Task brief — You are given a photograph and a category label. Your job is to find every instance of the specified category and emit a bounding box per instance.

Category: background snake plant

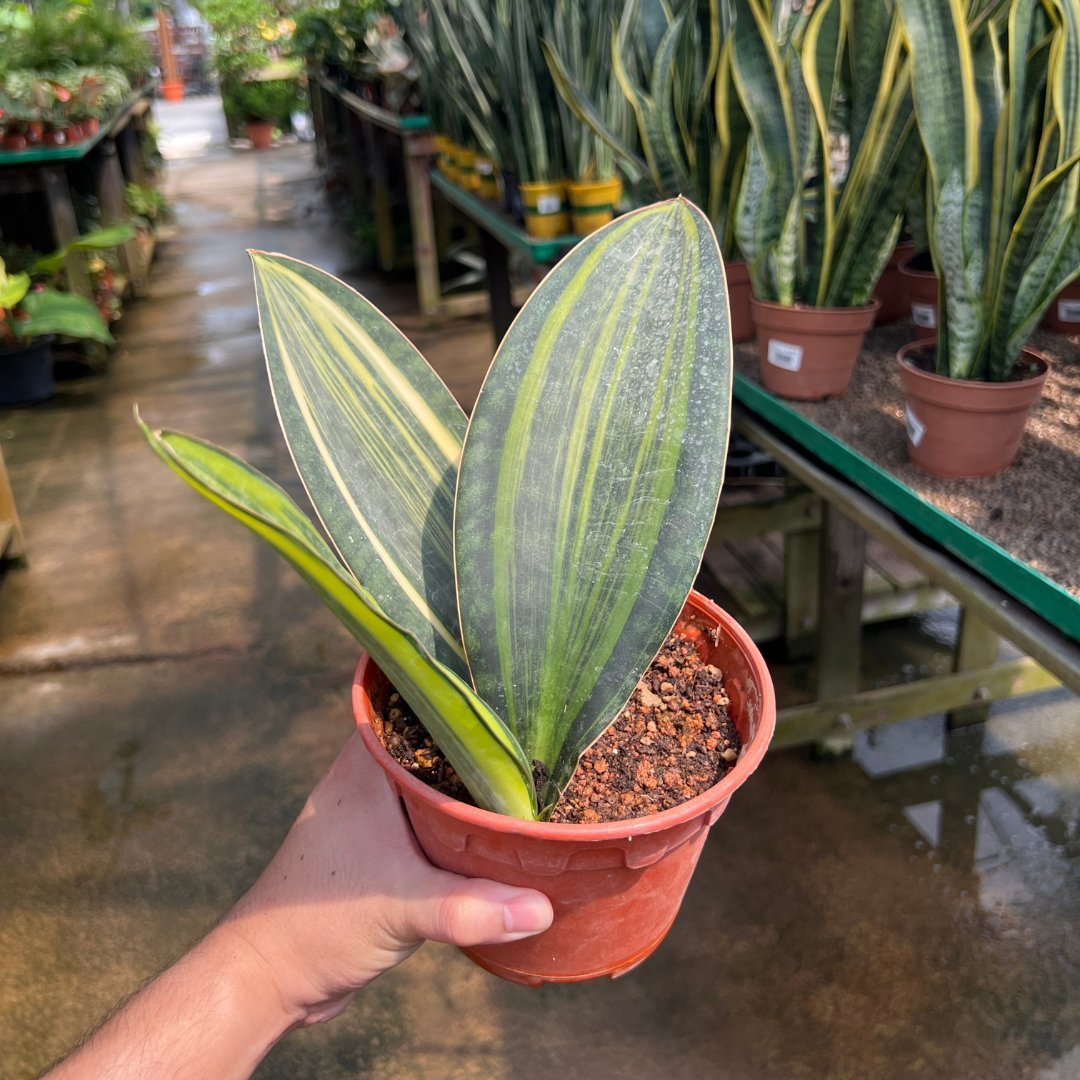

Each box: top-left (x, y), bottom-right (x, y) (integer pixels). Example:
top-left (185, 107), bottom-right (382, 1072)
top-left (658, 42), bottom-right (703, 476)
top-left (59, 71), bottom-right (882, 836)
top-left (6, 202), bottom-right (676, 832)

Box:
top-left (730, 0), bottom-right (922, 308)
top-left (140, 199), bottom-right (733, 820)
top-left (898, 0), bottom-right (1080, 380)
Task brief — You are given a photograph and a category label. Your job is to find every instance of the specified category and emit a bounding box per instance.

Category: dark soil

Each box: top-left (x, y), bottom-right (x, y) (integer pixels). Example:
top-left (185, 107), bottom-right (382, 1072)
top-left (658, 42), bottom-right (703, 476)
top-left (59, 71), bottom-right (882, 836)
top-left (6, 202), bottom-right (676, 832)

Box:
top-left (373, 629), bottom-right (742, 824)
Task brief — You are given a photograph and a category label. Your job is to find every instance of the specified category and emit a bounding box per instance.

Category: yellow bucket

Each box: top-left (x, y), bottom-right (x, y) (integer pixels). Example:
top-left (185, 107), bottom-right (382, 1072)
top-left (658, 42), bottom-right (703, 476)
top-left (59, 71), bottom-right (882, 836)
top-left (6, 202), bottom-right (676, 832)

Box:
top-left (568, 176), bottom-right (622, 235)
top-left (434, 134), bottom-right (453, 179)
top-left (456, 147), bottom-right (479, 191)
top-left (476, 156), bottom-right (500, 200)
top-left (520, 179), bottom-right (570, 239)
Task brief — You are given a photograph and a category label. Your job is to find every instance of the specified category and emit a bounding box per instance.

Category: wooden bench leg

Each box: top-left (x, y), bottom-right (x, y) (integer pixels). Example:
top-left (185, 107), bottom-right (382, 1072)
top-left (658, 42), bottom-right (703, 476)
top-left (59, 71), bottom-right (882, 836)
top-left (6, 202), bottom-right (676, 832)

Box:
top-left (41, 166), bottom-right (92, 300)
top-left (403, 134), bottom-right (440, 320)
top-left (947, 610), bottom-right (1001, 728)
top-left (814, 504), bottom-right (866, 753)
top-left (784, 498), bottom-right (821, 660)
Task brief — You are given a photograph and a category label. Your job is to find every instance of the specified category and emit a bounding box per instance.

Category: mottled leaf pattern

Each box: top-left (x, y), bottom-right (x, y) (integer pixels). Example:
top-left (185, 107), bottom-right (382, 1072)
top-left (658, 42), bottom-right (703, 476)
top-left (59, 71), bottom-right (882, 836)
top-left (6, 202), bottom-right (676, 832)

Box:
top-left (454, 200), bottom-right (731, 807)
top-left (251, 253), bottom-right (469, 677)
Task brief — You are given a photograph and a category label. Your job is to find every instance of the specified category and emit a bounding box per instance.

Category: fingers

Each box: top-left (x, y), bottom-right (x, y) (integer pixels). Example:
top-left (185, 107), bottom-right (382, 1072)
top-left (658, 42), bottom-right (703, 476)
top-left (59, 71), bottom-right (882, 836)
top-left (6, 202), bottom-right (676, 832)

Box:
top-left (405, 876), bottom-right (554, 947)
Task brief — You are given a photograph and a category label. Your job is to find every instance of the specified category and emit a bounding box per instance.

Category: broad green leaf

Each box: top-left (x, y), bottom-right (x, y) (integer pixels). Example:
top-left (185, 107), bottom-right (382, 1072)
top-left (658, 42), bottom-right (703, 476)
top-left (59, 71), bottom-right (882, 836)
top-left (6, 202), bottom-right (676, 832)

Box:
top-left (137, 414), bottom-right (536, 820)
top-left (15, 288), bottom-right (113, 344)
top-left (31, 224), bottom-right (138, 277)
top-left (454, 200), bottom-right (731, 809)
top-left (250, 253), bottom-right (469, 679)
top-left (0, 264), bottom-right (31, 310)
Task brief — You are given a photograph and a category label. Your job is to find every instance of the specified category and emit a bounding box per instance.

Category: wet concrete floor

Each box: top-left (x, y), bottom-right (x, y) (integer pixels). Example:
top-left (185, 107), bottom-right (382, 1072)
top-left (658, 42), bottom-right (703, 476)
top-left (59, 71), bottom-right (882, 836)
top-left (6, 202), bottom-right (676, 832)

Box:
top-left (2, 97), bottom-right (1079, 1079)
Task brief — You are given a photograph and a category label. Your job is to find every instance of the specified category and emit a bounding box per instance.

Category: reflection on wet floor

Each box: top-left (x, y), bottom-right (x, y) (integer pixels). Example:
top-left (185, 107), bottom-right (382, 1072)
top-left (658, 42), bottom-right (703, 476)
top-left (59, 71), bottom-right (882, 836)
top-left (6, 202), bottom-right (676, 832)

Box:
top-left (855, 696), bottom-right (1080, 913)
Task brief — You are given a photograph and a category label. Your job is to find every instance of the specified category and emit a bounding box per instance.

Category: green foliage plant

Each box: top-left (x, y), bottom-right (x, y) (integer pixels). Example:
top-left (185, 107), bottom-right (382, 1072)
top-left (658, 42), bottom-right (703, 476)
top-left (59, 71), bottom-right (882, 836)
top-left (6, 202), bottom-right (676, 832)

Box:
top-left (139, 199), bottom-right (734, 820)
top-left (0, 255), bottom-right (113, 350)
top-left (546, 0), bottom-right (748, 256)
top-left (729, 0), bottom-right (922, 308)
top-left (897, 0), bottom-right (1080, 380)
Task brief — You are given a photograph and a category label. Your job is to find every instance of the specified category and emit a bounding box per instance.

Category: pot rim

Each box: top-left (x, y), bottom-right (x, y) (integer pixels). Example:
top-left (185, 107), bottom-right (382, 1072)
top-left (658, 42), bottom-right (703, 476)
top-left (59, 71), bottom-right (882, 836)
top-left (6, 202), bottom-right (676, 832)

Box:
top-left (897, 253), bottom-right (936, 278)
top-left (353, 591), bottom-right (775, 841)
top-left (749, 296), bottom-right (881, 318)
top-left (897, 339), bottom-right (1049, 388)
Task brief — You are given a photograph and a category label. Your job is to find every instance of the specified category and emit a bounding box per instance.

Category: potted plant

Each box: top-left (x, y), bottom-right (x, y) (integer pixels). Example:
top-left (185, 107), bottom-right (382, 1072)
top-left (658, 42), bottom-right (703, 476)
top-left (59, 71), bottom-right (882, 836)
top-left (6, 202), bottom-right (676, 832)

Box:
top-left (422, 0), bottom-right (570, 235)
top-left (1, 255), bottom-right (115, 406)
top-left (729, 0), bottom-right (923, 399)
top-left (547, 0), bottom-right (757, 340)
top-left (895, 0), bottom-right (1080, 477)
top-left (138, 199), bottom-right (775, 985)
top-left (541, 0), bottom-right (631, 234)
top-left (224, 77), bottom-right (301, 150)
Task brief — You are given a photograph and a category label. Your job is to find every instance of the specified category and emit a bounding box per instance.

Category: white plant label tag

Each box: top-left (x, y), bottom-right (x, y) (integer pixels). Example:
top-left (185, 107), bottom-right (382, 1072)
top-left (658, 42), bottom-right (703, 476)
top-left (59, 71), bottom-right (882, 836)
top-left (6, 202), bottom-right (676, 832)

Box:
top-left (536, 194), bottom-right (562, 214)
top-left (906, 405), bottom-right (926, 447)
top-left (911, 302), bottom-right (937, 328)
top-left (767, 339), bottom-right (803, 372)
top-left (1057, 299), bottom-right (1080, 323)
top-left (477, 161), bottom-right (494, 176)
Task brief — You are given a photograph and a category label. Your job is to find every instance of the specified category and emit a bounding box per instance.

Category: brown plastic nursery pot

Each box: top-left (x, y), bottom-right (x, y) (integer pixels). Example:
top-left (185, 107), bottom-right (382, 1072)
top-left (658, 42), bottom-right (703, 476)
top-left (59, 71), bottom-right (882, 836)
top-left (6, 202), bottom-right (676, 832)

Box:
top-left (725, 259), bottom-right (754, 343)
top-left (898, 254), bottom-right (938, 340)
top-left (247, 120), bottom-right (274, 151)
top-left (897, 340), bottom-right (1048, 478)
top-left (873, 240), bottom-right (915, 324)
top-left (353, 590), bottom-right (775, 988)
top-left (1041, 278), bottom-right (1080, 335)
top-left (750, 297), bottom-right (879, 400)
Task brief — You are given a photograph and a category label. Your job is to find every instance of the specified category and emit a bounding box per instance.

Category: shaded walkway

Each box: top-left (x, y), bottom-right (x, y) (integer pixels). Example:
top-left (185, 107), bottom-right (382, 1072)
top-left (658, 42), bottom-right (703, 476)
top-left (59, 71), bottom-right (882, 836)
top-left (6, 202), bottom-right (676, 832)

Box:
top-left (1, 98), bottom-right (1079, 1079)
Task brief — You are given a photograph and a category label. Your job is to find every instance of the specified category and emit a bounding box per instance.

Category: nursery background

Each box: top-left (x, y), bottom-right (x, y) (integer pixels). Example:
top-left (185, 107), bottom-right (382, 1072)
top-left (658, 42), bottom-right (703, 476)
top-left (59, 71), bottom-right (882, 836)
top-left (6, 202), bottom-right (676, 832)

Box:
top-left (1, 0), bottom-right (1079, 1077)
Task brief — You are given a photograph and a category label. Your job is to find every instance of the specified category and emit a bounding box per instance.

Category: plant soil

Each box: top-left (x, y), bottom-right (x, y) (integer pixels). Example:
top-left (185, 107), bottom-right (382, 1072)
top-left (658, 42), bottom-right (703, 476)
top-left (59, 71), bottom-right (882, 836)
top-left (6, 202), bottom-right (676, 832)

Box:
top-left (733, 325), bottom-right (1080, 596)
top-left (373, 629), bottom-right (742, 824)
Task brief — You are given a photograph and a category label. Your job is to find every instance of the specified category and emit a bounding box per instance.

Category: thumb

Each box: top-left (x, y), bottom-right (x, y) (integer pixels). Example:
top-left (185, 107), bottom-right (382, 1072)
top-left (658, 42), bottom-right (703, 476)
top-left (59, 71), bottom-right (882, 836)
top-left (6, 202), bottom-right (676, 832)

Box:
top-left (403, 873), bottom-right (554, 947)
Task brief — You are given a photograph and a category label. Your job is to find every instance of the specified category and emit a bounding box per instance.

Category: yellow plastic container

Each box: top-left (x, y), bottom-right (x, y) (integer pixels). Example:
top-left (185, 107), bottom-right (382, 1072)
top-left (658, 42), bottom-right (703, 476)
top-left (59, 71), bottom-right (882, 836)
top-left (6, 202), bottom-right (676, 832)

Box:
top-left (520, 179), bottom-right (570, 239)
top-left (568, 176), bottom-right (622, 235)
top-left (476, 156), bottom-right (500, 200)
top-left (434, 134), bottom-right (453, 179)
top-left (456, 147), bottom-right (479, 191)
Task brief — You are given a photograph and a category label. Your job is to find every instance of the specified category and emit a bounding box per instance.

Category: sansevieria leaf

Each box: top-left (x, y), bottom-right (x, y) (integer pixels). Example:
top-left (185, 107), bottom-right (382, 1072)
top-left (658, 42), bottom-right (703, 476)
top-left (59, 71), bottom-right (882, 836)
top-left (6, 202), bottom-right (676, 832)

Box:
top-left (251, 253), bottom-right (470, 678)
top-left (136, 414), bottom-right (536, 820)
top-left (454, 200), bottom-right (731, 809)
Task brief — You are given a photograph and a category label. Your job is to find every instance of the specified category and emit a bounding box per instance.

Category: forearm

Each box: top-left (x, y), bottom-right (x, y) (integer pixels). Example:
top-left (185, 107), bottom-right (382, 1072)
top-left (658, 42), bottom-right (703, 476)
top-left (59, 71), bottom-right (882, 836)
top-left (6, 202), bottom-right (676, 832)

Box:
top-left (44, 928), bottom-right (301, 1080)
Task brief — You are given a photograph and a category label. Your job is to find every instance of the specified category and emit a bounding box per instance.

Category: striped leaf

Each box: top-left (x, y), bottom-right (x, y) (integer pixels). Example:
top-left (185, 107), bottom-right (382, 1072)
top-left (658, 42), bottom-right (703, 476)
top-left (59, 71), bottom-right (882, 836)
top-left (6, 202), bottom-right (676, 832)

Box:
top-left (137, 414), bottom-right (536, 820)
top-left (251, 253), bottom-right (469, 679)
top-left (454, 200), bottom-right (731, 809)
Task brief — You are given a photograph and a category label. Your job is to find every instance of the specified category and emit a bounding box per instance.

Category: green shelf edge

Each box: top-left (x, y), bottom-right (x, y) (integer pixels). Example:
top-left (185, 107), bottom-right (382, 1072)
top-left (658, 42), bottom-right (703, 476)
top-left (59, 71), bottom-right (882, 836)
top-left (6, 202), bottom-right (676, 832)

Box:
top-left (732, 373), bottom-right (1080, 644)
top-left (430, 170), bottom-right (580, 263)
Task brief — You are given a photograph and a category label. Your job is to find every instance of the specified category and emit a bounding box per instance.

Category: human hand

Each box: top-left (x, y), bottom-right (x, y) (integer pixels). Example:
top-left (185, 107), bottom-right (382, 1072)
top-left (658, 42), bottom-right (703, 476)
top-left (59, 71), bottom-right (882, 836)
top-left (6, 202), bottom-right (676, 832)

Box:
top-left (205, 732), bottom-right (553, 1028)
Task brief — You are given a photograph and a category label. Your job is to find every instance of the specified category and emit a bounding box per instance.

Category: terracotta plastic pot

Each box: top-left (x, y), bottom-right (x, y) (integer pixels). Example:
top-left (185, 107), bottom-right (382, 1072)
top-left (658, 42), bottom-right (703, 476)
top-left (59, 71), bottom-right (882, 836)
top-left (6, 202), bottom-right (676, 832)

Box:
top-left (247, 120), bottom-right (274, 151)
top-left (873, 240), bottom-right (915, 324)
top-left (898, 254), bottom-right (938, 340)
top-left (567, 176), bottom-right (621, 235)
top-left (725, 259), bottom-right (754, 343)
top-left (1041, 278), bottom-right (1080, 335)
top-left (897, 341), bottom-right (1048, 478)
top-left (160, 79), bottom-right (185, 103)
top-left (3, 131), bottom-right (29, 152)
top-left (26, 121), bottom-right (44, 145)
top-left (750, 297), bottom-right (879, 400)
top-left (520, 179), bottom-right (570, 239)
top-left (0, 336), bottom-right (55, 407)
top-left (353, 590), bottom-right (775, 987)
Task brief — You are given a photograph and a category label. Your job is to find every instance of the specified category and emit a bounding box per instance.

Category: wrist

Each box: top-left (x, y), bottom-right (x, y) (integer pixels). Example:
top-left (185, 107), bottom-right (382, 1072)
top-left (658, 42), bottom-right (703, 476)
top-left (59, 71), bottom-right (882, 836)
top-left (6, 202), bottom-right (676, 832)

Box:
top-left (192, 924), bottom-right (308, 1050)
